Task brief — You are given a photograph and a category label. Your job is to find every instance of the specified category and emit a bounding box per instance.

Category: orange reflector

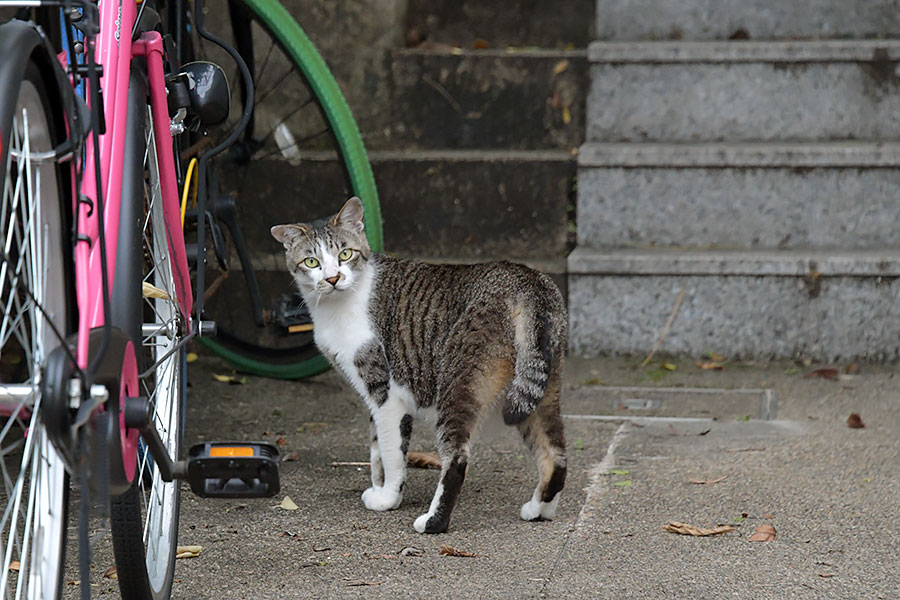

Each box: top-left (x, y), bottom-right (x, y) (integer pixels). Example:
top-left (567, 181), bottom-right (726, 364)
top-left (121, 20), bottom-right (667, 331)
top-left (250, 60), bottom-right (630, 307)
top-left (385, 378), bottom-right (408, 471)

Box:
top-left (209, 446), bottom-right (255, 457)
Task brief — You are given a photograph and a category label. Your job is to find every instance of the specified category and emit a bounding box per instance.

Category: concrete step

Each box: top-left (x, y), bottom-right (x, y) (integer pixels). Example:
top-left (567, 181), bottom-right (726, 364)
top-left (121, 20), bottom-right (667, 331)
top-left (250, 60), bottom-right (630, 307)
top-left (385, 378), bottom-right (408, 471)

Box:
top-left (586, 40), bottom-right (900, 143)
top-left (378, 49), bottom-right (586, 151)
top-left (576, 142), bottom-right (900, 250)
top-left (373, 149), bottom-right (574, 260)
top-left (405, 0), bottom-right (594, 49)
top-left (595, 0), bottom-right (900, 41)
top-left (567, 247), bottom-right (900, 361)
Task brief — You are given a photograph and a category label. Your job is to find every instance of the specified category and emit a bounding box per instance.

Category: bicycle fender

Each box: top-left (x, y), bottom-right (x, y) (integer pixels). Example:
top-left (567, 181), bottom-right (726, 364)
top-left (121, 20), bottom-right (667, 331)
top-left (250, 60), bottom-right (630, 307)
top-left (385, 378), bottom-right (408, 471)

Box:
top-left (0, 20), bottom-right (83, 164)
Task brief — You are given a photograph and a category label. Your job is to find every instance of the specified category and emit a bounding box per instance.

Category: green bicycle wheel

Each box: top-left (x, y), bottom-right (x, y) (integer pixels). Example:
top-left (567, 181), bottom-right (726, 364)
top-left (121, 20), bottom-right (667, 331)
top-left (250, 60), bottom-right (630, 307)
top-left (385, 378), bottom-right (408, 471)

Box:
top-left (192, 0), bottom-right (382, 379)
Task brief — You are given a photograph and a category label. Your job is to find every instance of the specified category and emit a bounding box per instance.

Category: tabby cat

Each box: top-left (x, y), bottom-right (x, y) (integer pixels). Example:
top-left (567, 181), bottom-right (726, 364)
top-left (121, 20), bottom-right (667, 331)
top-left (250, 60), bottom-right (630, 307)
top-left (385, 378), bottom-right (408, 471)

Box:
top-left (271, 197), bottom-right (567, 533)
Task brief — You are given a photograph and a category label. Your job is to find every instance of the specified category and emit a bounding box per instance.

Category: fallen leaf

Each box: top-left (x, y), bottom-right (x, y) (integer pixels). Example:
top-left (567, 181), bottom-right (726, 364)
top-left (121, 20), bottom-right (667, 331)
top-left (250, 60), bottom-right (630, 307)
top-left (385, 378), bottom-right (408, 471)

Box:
top-left (552, 59), bottom-right (569, 75)
top-left (186, 352), bottom-right (198, 363)
top-left (845, 362), bottom-right (860, 375)
top-left (8, 561), bottom-right (19, 572)
top-left (212, 373), bottom-right (247, 385)
top-left (608, 469), bottom-right (629, 476)
top-left (803, 368), bottom-right (839, 380)
top-left (703, 351), bottom-right (727, 362)
top-left (175, 545), bottom-right (202, 558)
top-left (748, 524), bottom-right (776, 542)
top-left (102, 566), bottom-right (117, 579)
top-left (664, 522), bottom-right (734, 537)
top-left (276, 496), bottom-right (299, 511)
top-left (613, 480), bottom-right (632, 487)
top-left (407, 451), bottom-right (441, 469)
top-left (282, 451), bottom-right (300, 462)
top-left (846, 413), bottom-right (866, 429)
top-left (399, 546), bottom-right (425, 557)
top-left (345, 580), bottom-right (382, 587)
top-left (818, 573), bottom-right (834, 578)
top-left (276, 437), bottom-right (288, 446)
top-left (439, 545), bottom-right (477, 557)
top-left (696, 361), bottom-right (725, 370)
top-left (688, 476), bottom-right (727, 485)
top-left (662, 362), bottom-right (676, 371)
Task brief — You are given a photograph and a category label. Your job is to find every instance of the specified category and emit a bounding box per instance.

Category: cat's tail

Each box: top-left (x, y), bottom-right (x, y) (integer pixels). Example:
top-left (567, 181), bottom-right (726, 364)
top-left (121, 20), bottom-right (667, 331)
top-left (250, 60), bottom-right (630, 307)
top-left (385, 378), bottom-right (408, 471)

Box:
top-left (503, 294), bottom-right (563, 426)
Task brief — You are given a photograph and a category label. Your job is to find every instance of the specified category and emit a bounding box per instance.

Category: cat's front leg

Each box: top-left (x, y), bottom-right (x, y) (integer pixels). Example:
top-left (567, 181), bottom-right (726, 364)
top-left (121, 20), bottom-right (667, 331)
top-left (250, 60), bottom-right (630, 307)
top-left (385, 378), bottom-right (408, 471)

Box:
top-left (368, 416), bottom-right (384, 487)
top-left (361, 400), bottom-right (412, 511)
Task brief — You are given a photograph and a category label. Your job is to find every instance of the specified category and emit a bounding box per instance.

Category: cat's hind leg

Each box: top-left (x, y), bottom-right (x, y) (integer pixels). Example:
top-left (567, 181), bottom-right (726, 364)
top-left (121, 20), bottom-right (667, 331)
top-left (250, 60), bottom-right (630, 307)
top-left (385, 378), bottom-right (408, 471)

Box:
top-left (414, 357), bottom-right (513, 534)
top-left (517, 365), bottom-right (566, 521)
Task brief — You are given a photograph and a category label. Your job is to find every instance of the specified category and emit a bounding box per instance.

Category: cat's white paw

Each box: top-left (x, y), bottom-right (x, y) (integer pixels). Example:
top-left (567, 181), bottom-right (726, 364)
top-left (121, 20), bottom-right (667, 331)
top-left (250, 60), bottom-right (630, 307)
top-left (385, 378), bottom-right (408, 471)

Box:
top-left (520, 495), bottom-right (560, 521)
top-left (413, 512), bottom-right (432, 533)
top-left (361, 487), bottom-right (402, 511)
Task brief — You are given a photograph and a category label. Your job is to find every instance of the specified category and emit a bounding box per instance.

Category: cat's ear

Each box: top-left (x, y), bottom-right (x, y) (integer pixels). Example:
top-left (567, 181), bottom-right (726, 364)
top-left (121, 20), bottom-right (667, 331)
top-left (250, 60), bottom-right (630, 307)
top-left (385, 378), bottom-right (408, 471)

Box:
top-left (271, 223), bottom-right (310, 248)
top-left (331, 197), bottom-right (365, 234)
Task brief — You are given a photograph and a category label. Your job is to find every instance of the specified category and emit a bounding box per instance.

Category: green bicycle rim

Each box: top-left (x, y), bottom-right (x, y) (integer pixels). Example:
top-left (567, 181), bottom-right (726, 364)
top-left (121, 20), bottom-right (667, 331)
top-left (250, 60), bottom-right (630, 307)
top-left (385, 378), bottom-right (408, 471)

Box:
top-left (199, 0), bottom-right (382, 379)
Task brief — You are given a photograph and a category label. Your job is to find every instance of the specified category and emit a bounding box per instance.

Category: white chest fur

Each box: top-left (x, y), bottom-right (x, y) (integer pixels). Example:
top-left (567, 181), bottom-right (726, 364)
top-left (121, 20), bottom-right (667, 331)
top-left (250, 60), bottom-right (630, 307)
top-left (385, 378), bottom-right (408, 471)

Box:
top-left (308, 266), bottom-right (375, 399)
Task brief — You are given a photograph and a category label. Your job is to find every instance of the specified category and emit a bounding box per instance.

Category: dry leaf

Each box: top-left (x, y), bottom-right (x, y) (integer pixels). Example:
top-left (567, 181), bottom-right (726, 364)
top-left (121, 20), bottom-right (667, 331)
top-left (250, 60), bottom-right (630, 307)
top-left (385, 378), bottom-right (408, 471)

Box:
top-left (277, 496), bottom-right (299, 510)
top-left (276, 437), bottom-right (288, 446)
top-left (696, 361), bottom-right (725, 370)
top-left (688, 476), bottom-right (727, 485)
top-left (663, 521), bottom-right (734, 537)
top-left (8, 561), bottom-right (19, 572)
top-left (552, 59), bottom-right (569, 75)
top-left (102, 566), bottom-right (117, 579)
top-left (345, 581), bottom-right (382, 587)
top-left (748, 524), bottom-right (776, 542)
top-left (818, 573), bottom-right (834, 578)
top-left (212, 373), bottom-right (246, 385)
top-left (847, 413), bottom-right (866, 429)
top-left (705, 352), bottom-right (727, 362)
top-left (175, 545), bottom-right (202, 558)
top-left (803, 368), bottom-right (839, 380)
top-left (142, 282), bottom-right (170, 300)
top-left (439, 545), bottom-right (477, 557)
top-left (407, 451), bottom-right (441, 469)
top-left (282, 451), bottom-right (300, 462)
top-left (662, 362), bottom-right (676, 371)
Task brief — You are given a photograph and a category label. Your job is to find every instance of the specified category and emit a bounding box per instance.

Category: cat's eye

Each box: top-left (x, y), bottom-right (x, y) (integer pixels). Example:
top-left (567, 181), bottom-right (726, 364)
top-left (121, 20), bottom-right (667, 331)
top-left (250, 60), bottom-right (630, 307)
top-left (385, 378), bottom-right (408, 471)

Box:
top-left (302, 257), bottom-right (320, 269)
top-left (338, 248), bottom-right (354, 261)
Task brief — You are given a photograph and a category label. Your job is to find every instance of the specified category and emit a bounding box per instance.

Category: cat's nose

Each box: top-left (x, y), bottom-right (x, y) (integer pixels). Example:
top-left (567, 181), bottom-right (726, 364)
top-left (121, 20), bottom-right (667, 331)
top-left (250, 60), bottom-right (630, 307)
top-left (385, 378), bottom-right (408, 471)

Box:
top-left (324, 275), bottom-right (340, 287)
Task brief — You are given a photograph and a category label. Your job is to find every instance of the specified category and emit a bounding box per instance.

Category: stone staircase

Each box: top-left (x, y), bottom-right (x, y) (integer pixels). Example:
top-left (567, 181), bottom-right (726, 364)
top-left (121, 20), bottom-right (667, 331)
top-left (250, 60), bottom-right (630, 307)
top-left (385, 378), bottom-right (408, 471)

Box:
top-left (365, 0), bottom-right (594, 284)
top-left (569, 1), bottom-right (900, 362)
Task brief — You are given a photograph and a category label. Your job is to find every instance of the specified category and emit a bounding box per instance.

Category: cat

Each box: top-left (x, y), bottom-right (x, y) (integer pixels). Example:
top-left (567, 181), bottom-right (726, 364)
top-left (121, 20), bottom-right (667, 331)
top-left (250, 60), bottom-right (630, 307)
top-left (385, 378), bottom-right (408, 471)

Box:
top-left (271, 197), bottom-right (567, 534)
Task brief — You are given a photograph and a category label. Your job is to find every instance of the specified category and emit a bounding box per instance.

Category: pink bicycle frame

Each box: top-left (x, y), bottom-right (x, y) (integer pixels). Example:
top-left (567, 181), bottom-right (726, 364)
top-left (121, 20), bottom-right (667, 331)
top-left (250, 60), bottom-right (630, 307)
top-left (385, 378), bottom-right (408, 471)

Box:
top-left (74, 0), bottom-right (193, 370)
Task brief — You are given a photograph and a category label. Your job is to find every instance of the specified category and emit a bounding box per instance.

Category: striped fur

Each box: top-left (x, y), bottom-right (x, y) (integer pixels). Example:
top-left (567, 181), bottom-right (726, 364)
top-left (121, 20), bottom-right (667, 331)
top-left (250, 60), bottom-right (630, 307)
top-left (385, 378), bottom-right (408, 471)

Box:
top-left (272, 197), bottom-right (567, 533)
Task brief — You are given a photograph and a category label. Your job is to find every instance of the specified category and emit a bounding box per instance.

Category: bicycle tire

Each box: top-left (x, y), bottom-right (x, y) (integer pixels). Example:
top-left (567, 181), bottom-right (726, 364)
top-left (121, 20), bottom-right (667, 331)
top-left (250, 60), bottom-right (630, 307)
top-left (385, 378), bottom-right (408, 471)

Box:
top-left (0, 56), bottom-right (72, 599)
top-left (109, 65), bottom-right (185, 600)
top-left (195, 0), bottom-right (382, 379)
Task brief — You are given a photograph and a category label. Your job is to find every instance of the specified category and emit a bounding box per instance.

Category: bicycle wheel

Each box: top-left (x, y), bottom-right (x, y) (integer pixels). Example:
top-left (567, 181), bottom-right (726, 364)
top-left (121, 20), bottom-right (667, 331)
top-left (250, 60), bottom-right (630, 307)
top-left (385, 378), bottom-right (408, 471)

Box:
top-left (190, 0), bottom-right (382, 379)
top-left (0, 59), bottom-right (71, 599)
top-left (109, 83), bottom-right (185, 600)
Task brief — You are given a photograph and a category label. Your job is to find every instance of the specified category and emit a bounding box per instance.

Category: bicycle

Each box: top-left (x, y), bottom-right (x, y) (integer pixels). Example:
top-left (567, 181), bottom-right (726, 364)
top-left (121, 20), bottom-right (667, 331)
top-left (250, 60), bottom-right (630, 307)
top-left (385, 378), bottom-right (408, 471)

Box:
top-left (0, 0), bottom-right (381, 598)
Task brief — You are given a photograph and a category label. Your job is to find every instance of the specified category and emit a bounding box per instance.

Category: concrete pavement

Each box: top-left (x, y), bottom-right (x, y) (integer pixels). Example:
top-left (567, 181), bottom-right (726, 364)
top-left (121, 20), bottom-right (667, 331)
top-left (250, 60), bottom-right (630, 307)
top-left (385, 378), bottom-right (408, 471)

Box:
top-left (145, 353), bottom-right (898, 599)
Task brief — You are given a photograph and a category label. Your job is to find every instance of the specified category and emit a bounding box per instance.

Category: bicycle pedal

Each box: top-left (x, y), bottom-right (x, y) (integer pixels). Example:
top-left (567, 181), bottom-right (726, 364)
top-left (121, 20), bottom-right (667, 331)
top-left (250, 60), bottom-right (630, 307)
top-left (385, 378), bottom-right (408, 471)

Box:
top-left (186, 442), bottom-right (280, 498)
